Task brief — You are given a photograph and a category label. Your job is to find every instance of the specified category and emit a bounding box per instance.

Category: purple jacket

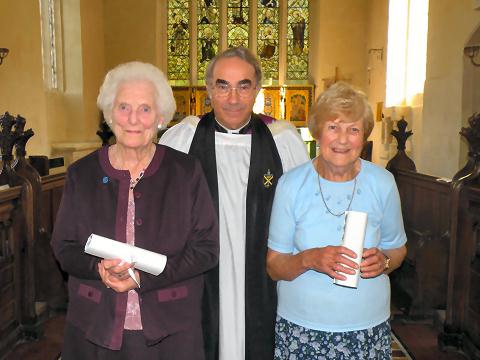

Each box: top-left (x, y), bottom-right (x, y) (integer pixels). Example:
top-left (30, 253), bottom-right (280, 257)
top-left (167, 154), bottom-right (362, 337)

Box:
top-left (51, 144), bottom-right (219, 350)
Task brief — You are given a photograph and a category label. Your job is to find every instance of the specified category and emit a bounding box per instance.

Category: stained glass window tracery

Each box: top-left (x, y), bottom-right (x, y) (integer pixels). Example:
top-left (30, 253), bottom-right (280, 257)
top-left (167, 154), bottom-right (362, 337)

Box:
top-left (257, 1), bottom-right (279, 82)
top-left (197, 0), bottom-right (220, 82)
top-left (168, 1), bottom-right (190, 83)
top-left (287, 0), bottom-right (309, 80)
top-left (227, 0), bottom-right (249, 48)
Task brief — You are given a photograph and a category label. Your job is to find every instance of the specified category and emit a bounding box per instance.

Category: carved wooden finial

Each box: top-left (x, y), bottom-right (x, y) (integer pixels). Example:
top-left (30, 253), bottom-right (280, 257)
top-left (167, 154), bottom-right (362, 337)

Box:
top-left (452, 113), bottom-right (480, 182)
top-left (13, 115), bottom-right (34, 158)
top-left (0, 112), bottom-right (21, 186)
top-left (460, 113), bottom-right (480, 157)
top-left (96, 119), bottom-right (114, 146)
top-left (0, 112), bottom-right (19, 161)
top-left (15, 129), bottom-right (34, 158)
top-left (386, 116), bottom-right (416, 173)
top-left (391, 117), bottom-right (413, 151)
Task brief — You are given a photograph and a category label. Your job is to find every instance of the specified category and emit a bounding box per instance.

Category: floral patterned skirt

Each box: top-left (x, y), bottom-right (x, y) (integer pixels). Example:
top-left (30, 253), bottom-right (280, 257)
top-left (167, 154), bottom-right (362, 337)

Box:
top-left (274, 316), bottom-right (391, 360)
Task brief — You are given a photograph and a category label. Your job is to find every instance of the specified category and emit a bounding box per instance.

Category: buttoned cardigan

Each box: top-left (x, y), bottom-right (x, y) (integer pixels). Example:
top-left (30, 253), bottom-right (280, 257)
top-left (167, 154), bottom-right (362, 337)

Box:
top-left (51, 144), bottom-right (219, 350)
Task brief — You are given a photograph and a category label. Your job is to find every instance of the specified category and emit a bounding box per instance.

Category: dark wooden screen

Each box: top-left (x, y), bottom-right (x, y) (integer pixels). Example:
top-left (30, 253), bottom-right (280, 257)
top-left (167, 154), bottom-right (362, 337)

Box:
top-left (389, 170), bottom-right (450, 317)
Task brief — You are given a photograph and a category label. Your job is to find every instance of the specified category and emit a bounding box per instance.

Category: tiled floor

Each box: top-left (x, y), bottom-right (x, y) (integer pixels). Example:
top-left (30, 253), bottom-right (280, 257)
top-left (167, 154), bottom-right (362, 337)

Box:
top-left (392, 333), bottom-right (412, 359)
top-left (391, 319), bottom-right (468, 360)
top-left (5, 315), bottom-right (63, 360)
top-left (4, 313), bottom-right (471, 360)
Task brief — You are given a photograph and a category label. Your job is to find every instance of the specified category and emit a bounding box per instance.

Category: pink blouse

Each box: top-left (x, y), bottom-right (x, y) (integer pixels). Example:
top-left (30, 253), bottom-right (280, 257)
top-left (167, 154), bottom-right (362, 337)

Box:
top-left (123, 189), bottom-right (142, 330)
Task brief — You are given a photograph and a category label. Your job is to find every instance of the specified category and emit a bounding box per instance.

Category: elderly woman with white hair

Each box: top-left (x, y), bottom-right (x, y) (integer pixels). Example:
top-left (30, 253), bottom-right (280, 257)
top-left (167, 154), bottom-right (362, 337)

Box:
top-left (267, 82), bottom-right (407, 359)
top-left (51, 61), bottom-right (219, 360)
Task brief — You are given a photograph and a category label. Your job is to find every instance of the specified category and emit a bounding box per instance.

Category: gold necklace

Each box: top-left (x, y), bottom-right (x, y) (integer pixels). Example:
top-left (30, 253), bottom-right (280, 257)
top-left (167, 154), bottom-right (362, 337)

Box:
top-left (317, 173), bottom-right (357, 217)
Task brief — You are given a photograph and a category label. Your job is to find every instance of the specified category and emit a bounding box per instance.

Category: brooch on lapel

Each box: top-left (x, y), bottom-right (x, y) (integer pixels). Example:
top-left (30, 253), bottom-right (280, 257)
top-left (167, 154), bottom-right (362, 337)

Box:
top-left (102, 176), bottom-right (109, 184)
top-left (263, 169), bottom-right (274, 188)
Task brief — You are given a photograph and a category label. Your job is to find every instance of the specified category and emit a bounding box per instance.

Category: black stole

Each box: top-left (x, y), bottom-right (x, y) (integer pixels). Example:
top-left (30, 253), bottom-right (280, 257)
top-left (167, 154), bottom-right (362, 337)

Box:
top-left (189, 111), bottom-right (283, 360)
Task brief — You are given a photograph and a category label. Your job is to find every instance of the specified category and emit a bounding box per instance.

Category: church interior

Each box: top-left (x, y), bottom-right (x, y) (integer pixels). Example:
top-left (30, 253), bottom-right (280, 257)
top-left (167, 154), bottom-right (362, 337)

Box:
top-left (1, 0), bottom-right (480, 359)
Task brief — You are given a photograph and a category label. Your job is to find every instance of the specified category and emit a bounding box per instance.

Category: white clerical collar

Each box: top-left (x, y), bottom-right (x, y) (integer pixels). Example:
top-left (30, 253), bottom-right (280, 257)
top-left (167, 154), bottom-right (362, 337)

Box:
top-left (215, 117), bottom-right (252, 134)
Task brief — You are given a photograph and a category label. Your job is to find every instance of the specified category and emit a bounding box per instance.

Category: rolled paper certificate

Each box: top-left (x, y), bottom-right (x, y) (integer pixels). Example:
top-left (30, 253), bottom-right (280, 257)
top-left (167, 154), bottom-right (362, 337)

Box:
top-left (85, 234), bottom-right (167, 276)
top-left (334, 211), bottom-right (368, 288)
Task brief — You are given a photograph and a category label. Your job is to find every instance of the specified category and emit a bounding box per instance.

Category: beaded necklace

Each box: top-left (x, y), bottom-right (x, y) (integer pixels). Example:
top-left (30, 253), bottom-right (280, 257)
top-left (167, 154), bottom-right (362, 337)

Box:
top-left (130, 169), bottom-right (146, 190)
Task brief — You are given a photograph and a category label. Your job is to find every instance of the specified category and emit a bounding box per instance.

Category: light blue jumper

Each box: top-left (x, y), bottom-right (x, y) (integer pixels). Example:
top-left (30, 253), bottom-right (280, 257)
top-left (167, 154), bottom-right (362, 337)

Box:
top-left (268, 159), bottom-right (407, 332)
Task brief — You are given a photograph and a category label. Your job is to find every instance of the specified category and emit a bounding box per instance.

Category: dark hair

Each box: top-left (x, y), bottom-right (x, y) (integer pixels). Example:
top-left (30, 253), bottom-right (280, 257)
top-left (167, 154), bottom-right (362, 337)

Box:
top-left (205, 47), bottom-right (262, 88)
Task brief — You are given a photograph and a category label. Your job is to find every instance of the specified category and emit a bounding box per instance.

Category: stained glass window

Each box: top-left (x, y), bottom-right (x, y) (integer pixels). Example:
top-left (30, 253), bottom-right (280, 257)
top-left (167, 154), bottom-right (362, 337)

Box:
top-left (287, 0), bottom-right (309, 80)
top-left (168, 1), bottom-right (190, 83)
top-left (257, 1), bottom-right (279, 82)
top-left (227, 0), bottom-right (249, 48)
top-left (166, 0), bottom-right (310, 85)
top-left (197, 0), bottom-right (220, 82)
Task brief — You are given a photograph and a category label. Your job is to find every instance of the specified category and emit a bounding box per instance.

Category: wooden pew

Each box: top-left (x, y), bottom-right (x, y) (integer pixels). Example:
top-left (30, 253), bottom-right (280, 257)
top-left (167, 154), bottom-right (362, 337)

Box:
top-left (35, 173), bottom-right (67, 310)
top-left (388, 113), bottom-right (480, 358)
top-left (0, 112), bottom-right (67, 358)
top-left (386, 117), bottom-right (451, 318)
top-left (0, 186), bottom-right (31, 356)
top-left (389, 169), bottom-right (450, 317)
top-left (439, 113), bottom-right (480, 359)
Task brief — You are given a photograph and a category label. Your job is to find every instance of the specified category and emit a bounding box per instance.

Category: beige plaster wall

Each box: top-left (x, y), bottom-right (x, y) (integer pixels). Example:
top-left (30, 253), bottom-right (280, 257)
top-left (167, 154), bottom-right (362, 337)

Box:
top-left (363, 0), bottom-right (480, 178)
top-left (79, 0), bottom-right (106, 141)
top-left (365, 0), bottom-right (389, 166)
top-left (0, 0), bottom-right (106, 159)
top-left (50, 0), bottom-right (105, 144)
top-left (50, 0), bottom-right (105, 163)
top-left (48, 0), bottom-right (83, 146)
top-left (0, 0), bottom-right (49, 156)
top-left (5, 0), bottom-right (479, 177)
top-left (309, 0), bottom-right (368, 94)
top-left (421, 0), bottom-right (480, 177)
top-left (103, 0), bottom-right (158, 72)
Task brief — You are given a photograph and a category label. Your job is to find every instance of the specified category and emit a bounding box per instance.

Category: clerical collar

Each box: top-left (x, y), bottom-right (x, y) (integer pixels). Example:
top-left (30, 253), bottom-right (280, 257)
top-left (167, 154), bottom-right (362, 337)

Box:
top-left (214, 117), bottom-right (252, 134)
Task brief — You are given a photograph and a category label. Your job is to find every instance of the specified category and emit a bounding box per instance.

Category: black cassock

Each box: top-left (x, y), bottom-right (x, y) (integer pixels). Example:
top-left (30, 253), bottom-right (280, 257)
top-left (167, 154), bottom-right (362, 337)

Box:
top-left (189, 112), bottom-right (283, 360)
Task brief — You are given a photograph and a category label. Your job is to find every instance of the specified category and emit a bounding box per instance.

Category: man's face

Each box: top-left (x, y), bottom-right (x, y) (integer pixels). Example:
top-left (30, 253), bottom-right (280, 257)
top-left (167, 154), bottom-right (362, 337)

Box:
top-left (209, 57), bottom-right (258, 129)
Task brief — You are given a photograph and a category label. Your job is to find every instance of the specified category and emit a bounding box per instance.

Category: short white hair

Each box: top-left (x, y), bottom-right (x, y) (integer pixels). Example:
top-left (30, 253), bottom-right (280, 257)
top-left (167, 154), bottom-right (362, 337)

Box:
top-left (97, 61), bottom-right (176, 126)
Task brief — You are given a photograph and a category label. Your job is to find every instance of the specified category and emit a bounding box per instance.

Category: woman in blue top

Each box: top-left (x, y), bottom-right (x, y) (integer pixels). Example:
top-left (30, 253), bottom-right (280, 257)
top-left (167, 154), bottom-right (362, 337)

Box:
top-left (267, 82), bottom-right (407, 359)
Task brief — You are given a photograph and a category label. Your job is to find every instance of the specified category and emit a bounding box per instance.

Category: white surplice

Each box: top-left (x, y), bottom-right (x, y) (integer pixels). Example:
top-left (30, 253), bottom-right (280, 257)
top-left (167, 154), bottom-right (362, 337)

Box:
top-left (159, 116), bottom-right (309, 360)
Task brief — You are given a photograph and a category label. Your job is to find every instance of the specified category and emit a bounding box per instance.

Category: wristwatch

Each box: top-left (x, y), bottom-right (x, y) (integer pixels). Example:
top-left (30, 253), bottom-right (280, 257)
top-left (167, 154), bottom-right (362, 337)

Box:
top-left (383, 253), bottom-right (391, 270)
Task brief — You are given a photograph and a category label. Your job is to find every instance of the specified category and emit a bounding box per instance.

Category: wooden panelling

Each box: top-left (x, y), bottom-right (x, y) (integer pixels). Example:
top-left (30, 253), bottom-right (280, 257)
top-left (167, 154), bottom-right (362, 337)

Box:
top-left (390, 169), bottom-right (451, 317)
top-left (0, 167), bottom-right (65, 358)
top-left (35, 174), bottom-right (67, 309)
top-left (440, 186), bottom-right (480, 358)
top-left (0, 187), bottom-right (24, 358)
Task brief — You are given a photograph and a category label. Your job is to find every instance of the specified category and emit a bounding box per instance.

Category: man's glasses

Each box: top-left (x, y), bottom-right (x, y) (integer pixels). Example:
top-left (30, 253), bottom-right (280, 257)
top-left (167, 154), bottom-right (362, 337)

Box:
top-left (211, 82), bottom-right (256, 98)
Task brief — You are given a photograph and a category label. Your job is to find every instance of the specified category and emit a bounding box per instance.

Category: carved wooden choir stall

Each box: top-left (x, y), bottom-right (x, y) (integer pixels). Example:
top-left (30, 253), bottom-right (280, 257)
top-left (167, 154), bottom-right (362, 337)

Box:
top-left (387, 114), bottom-right (480, 359)
top-left (0, 112), bottom-right (66, 359)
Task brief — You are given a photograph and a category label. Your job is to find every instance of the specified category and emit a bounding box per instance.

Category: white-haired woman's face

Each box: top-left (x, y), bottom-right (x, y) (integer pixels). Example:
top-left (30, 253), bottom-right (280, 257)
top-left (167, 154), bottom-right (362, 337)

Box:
top-left (110, 80), bottom-right (161, 150)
